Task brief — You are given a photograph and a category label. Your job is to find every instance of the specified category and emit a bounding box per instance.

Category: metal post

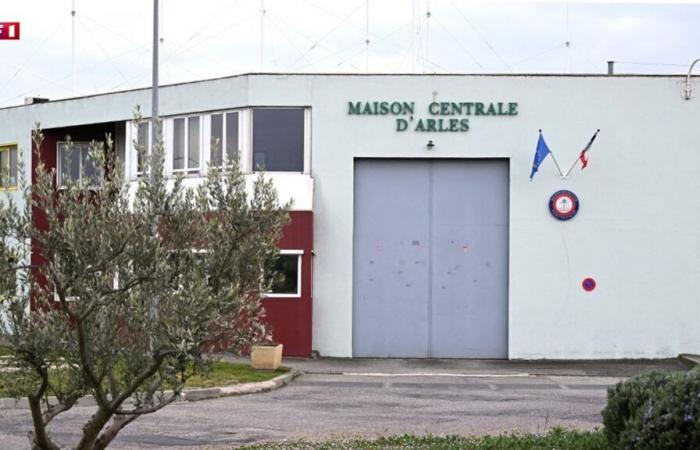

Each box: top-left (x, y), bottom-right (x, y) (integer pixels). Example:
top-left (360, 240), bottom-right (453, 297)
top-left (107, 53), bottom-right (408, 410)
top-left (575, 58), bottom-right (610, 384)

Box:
top-left (607, 61), bottom-right (614, 76)
top-left (71, 1), bottom-right (76, 94)
top-left (152, 0), bottom-right (160, 168)
top-left (150, 0), bottom-right (161, 349)
top-left (260, 0), bottom-right (265, 71)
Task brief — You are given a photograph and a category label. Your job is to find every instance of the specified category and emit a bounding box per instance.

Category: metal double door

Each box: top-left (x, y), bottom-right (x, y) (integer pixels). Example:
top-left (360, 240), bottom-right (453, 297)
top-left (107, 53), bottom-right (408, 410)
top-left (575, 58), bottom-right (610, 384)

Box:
top-left (353, 159), bottom-right (509, 358)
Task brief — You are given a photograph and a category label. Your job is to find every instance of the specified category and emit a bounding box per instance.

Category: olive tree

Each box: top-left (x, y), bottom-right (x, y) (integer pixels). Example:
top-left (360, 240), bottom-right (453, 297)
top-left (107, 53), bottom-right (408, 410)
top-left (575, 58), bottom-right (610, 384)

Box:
top-left (0, 118), bottom-right (289, 450)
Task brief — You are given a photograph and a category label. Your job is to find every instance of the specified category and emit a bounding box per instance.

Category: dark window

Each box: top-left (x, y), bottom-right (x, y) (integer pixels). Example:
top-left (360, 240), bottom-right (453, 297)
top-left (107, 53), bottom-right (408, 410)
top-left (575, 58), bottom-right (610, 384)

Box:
top-left (253, 108), bottom-right (304, 172)
top-left (173, 118), bottom-right (185, 171)
top-left (225, 112), bottom-right (238, 162)
top-left (269, 254), bottom-right (300, 295)
top-left (188, 116), bottom-right (200, 169)
top-left (210, 114), bottom-right (223, 166)
top-left (136, 122), bottom-right (150, 174)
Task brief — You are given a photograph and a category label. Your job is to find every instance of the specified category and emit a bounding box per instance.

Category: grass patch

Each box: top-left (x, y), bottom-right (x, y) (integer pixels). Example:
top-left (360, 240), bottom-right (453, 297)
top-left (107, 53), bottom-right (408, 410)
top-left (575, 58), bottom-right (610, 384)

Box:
top-left (239, 429), bottom-right (609, 450)
top-left (184, 361), bottom-right (289, 388)
top-left (0, 360), bottom-right (288, 397)
top-left (0, 346), bottom-right (10, 357)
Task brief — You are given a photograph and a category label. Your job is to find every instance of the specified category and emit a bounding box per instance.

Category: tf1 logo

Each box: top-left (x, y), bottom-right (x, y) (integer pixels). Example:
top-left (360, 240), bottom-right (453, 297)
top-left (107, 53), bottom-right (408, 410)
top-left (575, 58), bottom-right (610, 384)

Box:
top-left (0, 22), bottom-right (20, 40)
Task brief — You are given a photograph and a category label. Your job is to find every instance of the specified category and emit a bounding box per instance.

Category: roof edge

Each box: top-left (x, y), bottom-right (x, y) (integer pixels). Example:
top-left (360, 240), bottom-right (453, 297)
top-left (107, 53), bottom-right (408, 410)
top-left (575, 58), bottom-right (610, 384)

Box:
top-left (0, 71), bottom-right (688, 112)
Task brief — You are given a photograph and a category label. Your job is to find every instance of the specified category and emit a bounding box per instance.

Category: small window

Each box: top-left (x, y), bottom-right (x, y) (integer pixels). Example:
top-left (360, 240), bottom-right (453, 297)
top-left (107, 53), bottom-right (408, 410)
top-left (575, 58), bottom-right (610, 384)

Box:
top-left (265, 251), bottom-right (302, 298)
top-left (173, 116), bottom-right (200, 174)
top-left (0, 144), bottom-right (18, 189)
top-left (57, 142), bottom-right (103, 187)
top-left (252, 108), bottom-right (304, 172)
top-left (210, 112), bottom-right (239, 166)
top-left (136, 122), bottom-right (150, 176)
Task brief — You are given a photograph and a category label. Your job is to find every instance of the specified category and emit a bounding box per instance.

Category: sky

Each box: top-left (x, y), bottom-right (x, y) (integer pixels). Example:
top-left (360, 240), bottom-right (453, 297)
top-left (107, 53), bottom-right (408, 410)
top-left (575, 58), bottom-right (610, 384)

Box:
top-left (0, 0), bottom-right (698, 107)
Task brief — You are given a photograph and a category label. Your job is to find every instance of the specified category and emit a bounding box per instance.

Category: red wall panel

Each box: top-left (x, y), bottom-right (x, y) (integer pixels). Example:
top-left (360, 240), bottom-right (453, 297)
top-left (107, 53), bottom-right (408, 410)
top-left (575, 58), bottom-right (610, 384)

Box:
top-left (263, 211), bottom-right (313, 357)
top-left (31, 124), bottom-right (116, 310)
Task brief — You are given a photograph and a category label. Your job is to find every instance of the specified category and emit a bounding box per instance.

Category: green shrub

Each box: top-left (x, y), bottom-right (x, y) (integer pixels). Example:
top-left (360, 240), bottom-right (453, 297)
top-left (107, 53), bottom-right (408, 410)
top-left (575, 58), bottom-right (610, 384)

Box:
top-left (239, 428), bottom-right (610, 449)
top-left (602, 368), bottom-right (700, 450)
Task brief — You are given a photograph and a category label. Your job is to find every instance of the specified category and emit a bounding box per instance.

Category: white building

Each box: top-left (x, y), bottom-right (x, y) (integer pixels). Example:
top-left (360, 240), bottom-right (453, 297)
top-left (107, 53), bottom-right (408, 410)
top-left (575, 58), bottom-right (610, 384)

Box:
top-left (1, 73), bottom-right (698, 359)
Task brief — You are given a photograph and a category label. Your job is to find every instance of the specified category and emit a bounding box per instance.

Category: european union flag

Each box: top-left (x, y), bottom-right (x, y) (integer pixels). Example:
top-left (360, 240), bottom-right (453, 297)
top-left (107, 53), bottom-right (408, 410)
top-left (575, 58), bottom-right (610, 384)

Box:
top-left (530, 131), bottom-right (551, 180)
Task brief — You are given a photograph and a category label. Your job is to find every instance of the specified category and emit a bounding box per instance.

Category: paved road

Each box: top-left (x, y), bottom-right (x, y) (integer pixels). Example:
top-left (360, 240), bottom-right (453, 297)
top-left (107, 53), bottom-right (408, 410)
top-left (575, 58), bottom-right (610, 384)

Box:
top-left (0, 372), bottom-right (621, 450)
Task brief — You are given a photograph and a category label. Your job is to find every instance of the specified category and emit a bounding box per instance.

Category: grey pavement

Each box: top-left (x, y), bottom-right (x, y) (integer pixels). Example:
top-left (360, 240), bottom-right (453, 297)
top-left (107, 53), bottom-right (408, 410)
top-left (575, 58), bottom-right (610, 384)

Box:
top-left (222, 354), bottom-right (688, 377)
top-left (0, 358), bottom-right (689, 450)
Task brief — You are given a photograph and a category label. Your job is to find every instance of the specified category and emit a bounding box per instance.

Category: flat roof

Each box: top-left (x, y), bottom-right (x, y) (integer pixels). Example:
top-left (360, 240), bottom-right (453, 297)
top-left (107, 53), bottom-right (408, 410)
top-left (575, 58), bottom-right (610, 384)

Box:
top-left (1, 71), bottom-right (687, 112)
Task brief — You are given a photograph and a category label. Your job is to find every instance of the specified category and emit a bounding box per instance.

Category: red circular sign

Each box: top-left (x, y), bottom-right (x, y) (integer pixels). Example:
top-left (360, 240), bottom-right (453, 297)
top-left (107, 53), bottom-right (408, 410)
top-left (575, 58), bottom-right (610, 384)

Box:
top-left (549, 190), bottom-right (580, 221)
top-left (582, 277), bottom-right (596, 292)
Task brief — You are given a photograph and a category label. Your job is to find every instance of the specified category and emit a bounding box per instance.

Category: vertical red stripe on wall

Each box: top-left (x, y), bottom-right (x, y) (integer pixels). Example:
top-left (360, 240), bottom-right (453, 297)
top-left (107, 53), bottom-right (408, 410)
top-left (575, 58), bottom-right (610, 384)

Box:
top-left (263, 211), bottom-right (313, 357)
top-left (31, 123), bottom-right (117, 311)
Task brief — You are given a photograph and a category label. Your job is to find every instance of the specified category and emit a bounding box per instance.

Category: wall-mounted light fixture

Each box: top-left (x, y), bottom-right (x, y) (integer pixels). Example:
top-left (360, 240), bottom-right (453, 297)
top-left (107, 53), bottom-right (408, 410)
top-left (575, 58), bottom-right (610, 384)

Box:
top-left (427, 140), bottom-right (435, 150)
top-left (683, 58), bottom-right (699, 100)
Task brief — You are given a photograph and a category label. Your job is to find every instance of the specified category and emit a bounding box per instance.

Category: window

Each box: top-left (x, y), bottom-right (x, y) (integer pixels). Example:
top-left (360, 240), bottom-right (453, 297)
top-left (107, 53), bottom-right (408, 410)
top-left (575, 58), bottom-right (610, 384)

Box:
top-left (57, 142), bottom-right (103, 187)
top-left (252, 108), bottom-right (304, 172)
top-left (173, 116), bottom-right (200, 174)
top-left (210, 112), bottom-right (239, 166)
top-left (265, 250), bottom-right (302, 298)
top-left (136, 122), bottom-right (150, 176)
top-left (0, 144), bottom-right (18, 189)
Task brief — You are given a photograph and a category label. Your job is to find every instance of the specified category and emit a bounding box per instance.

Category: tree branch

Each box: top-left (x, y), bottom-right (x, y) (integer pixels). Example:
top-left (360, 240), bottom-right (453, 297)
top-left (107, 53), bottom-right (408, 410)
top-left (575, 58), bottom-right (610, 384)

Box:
top-left (42, 393), bottom-right (80, 426)
top-left (75, 316), bottom-right (110, 412)
top-left (26, 368), bottom-right (60, 450)
top-left (108, 350), bottom-right (175, 412)
top-left (91, 414), bottom-right (138, 450)
top-left (114, 392), bottom-right (178, 415)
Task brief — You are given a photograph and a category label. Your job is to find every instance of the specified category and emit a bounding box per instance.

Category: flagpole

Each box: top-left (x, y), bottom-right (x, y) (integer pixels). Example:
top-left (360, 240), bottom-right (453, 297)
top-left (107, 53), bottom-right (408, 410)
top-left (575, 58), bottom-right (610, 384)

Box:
top-left (564, 129), bottom-right (600, 177)
top-left (549, 152), bottom-right (565, 178)
top-left (564, 155), bottom-right (580, 178)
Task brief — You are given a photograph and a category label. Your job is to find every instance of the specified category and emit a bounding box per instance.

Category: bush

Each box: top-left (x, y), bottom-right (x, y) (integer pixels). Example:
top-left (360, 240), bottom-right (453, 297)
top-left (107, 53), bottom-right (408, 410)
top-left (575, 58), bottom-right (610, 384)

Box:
top-left (602, 368), bottom-right (700, 450)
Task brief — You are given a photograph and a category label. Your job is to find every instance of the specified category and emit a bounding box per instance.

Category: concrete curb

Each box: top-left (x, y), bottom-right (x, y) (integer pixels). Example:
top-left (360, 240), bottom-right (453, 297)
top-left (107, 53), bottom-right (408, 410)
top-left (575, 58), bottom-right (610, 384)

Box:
top-left (679, 354), bottom-right (700, 367)
top-left (181, 368), bottom-right (300, 401)
top-left (0, 368), bottom-right (301, 410)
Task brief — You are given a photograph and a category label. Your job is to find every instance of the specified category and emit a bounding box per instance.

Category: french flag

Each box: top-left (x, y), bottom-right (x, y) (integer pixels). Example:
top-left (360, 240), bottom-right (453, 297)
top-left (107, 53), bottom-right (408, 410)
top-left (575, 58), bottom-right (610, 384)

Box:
top-left (579, 129), bottom-right (600, 170)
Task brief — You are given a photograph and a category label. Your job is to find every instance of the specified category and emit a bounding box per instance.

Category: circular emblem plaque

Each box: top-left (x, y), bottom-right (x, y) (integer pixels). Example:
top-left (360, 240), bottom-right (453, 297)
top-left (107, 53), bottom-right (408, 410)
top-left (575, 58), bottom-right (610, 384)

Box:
top-left (549, 190), bottom-right (580, 221)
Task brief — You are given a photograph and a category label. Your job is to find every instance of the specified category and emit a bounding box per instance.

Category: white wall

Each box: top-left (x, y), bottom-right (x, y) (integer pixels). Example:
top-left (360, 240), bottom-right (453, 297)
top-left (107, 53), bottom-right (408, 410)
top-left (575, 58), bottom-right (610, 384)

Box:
top-left (304, 75), bottom-right (700, 359)
top-left (1, 74), bottom-right (698, 359)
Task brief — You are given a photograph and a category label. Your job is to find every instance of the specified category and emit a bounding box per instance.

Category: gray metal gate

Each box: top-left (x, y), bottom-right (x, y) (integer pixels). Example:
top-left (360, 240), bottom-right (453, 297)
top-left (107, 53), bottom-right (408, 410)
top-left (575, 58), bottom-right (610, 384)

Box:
top-left (352, 159), bottom-right (509, 358)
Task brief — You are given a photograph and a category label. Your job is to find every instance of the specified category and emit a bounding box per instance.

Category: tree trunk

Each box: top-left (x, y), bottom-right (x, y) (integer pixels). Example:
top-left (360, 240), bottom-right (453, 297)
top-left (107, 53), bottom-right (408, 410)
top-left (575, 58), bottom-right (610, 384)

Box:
top-left (75, 408), bottom-right (111, 450)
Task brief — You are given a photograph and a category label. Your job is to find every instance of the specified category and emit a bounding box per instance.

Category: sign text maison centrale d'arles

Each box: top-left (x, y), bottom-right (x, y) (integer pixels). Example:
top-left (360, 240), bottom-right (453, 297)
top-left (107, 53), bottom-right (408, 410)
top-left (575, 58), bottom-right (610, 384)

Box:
top-left (347, 101), bottom-right (518, 132)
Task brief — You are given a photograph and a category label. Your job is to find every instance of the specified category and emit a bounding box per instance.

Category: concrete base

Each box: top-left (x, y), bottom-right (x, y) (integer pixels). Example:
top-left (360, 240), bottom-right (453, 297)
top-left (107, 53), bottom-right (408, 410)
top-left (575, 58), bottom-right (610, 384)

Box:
top-left (679, 353), bottom-right (700, 367)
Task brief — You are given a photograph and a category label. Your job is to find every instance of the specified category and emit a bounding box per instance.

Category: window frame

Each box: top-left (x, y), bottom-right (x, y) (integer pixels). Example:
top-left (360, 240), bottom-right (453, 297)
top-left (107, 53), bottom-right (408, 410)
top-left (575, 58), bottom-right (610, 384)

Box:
top-left (170, 114), bottom-right (202, 176)
top-left (208, 110), bottom-right (241, 168)
top-left (56, 141), bottom-right (104, 188)
top-left (125, 106), bottom-right (310, 179)
top-left (0, 143), bottom-right (18, 190)
top-left (135, 121), bottom-right (151, 178)
top-left (263, 249), bottom-right (303, 299)
top-left (251, 107), bottom-right (307, 174)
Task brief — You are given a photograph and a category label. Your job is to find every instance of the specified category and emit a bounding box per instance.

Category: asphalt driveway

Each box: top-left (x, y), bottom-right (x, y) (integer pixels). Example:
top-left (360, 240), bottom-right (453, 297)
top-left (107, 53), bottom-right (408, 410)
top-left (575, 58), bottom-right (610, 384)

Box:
top-left (0, 358), bottom-right (688, 449)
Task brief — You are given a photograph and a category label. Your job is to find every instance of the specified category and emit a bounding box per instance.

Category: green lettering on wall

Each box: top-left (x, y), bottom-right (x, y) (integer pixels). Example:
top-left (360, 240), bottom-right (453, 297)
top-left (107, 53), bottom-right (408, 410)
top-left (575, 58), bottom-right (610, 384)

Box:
top-left (346, 99), bottom-right (517, 131)
top-left (348, 102), bottom-right (362, 114)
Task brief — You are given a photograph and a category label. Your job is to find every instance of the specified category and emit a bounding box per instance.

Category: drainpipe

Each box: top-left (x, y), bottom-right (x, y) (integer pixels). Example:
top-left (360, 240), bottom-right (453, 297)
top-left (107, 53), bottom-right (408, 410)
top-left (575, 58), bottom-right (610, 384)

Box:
top-left (683, 58), bottom-right (700, 100)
